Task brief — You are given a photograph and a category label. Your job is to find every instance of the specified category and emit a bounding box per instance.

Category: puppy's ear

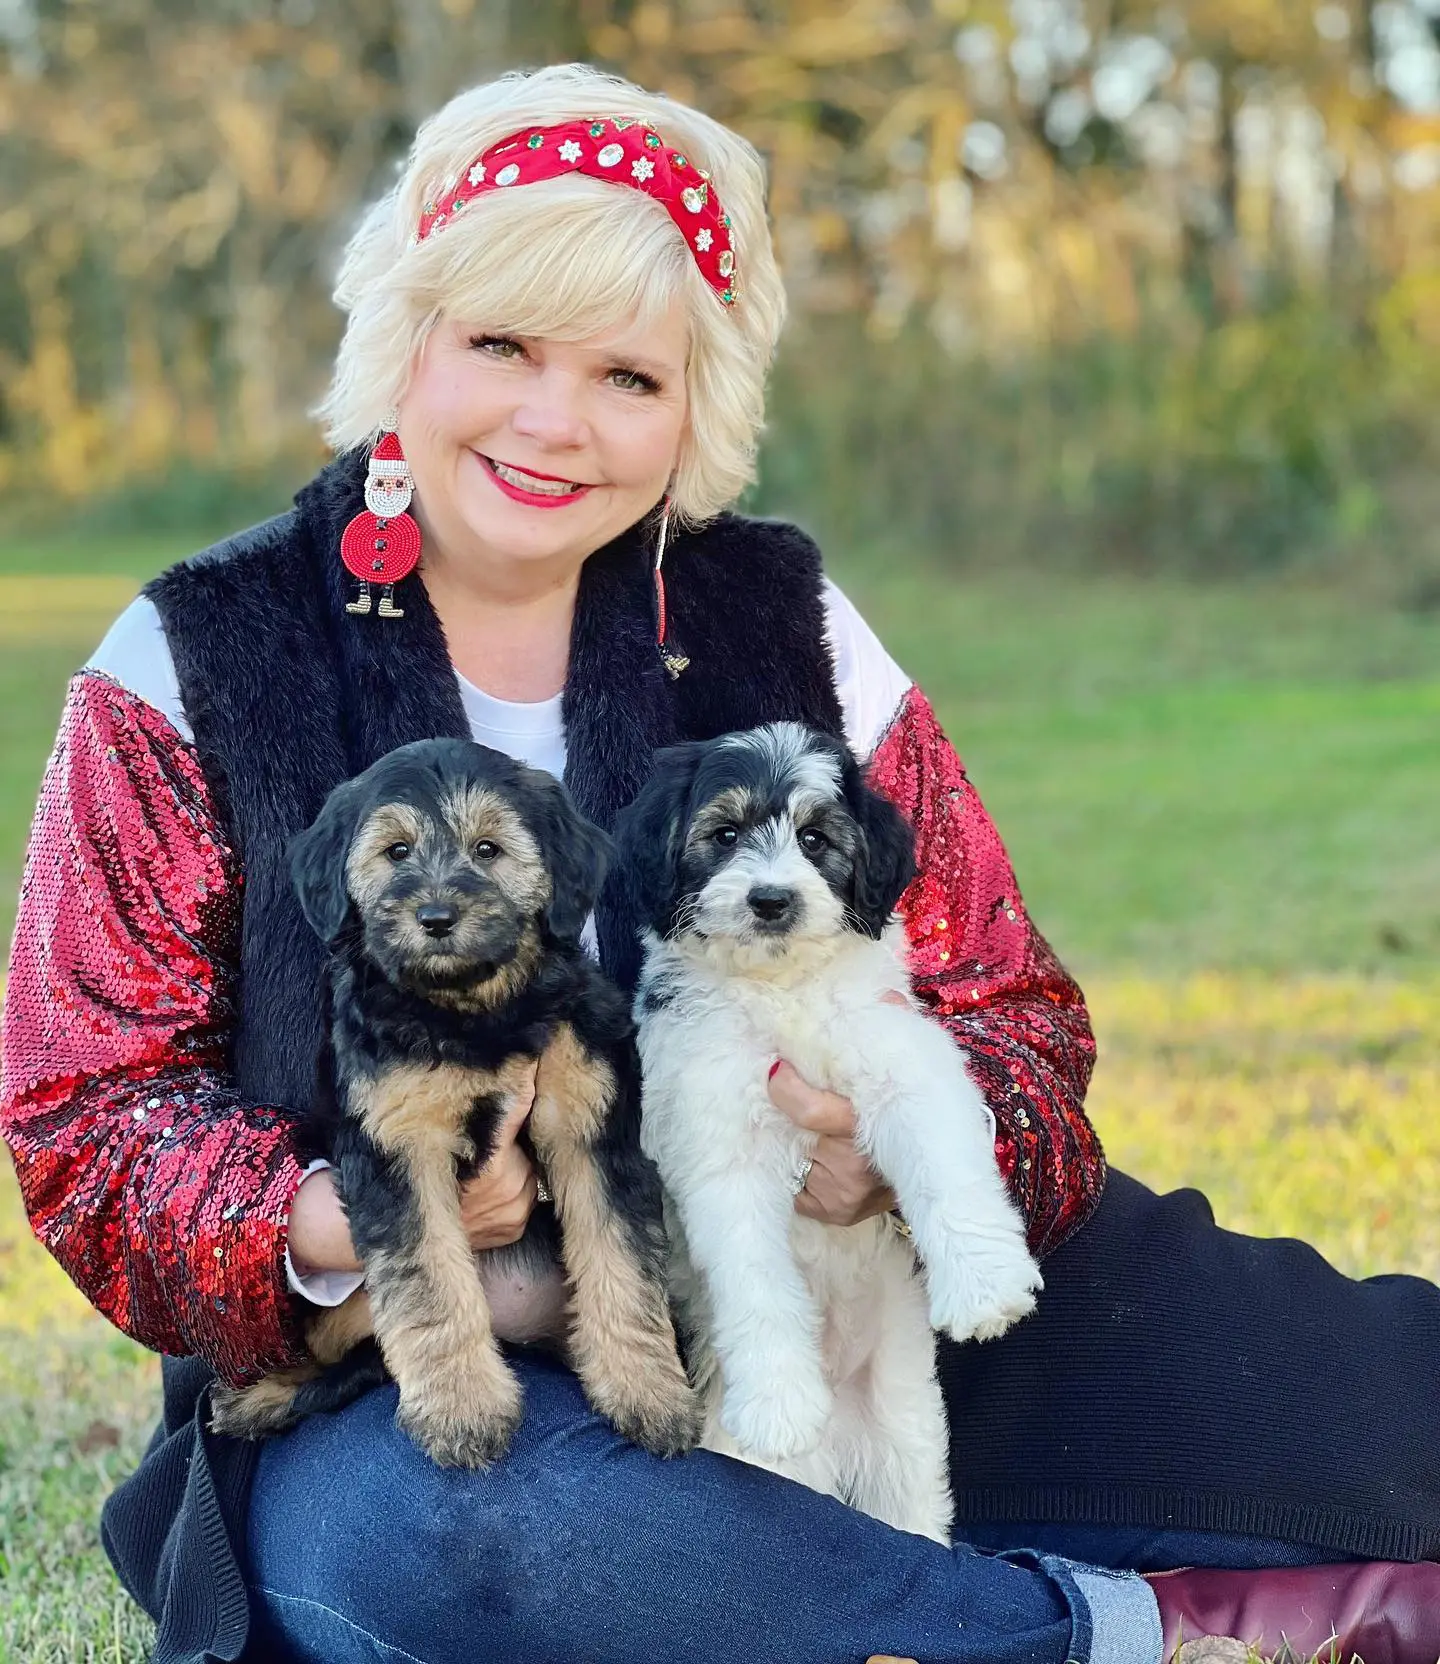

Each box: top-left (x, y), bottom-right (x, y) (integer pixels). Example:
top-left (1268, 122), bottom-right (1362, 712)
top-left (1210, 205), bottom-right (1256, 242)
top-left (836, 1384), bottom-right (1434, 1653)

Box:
top-left (528, 781), bottom-right (615, 943)
top-left (613, 742), bottom-right (706, 934)
top-left (288, 779), bottom-right (364, 945)
top-left (842, 756), bottom-right (917, 938)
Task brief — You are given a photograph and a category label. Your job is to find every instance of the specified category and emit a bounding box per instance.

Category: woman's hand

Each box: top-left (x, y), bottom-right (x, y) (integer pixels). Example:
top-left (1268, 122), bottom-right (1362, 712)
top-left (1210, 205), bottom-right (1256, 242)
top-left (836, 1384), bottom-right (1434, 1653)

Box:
top-left (457, 1065), bottom-right (541, 1250)
top-left (287, 1067), bottom-right (542, 1275)
top-left (766, 991), bottom-right (907, 1227)
top-left (766, 1062), bottom-right (897, 1224)
top-left (767, 1066), bottom-right (898, 1227)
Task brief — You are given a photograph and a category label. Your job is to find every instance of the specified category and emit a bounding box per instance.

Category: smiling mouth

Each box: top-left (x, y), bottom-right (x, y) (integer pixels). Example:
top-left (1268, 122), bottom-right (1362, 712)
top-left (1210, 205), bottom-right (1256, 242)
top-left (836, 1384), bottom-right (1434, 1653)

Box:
top-left (480, 454), bottom-right (592, 498)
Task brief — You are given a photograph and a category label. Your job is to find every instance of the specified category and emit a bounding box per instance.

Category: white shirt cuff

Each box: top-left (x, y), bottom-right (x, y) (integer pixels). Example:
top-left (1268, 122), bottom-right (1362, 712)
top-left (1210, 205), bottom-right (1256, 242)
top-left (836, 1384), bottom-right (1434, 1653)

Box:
top-left (286, 1158), bottom-right (367, 1307)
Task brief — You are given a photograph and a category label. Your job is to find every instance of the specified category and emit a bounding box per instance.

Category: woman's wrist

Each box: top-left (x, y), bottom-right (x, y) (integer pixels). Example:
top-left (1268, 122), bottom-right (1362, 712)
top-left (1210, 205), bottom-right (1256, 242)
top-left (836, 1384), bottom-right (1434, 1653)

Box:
top-left (287, 1168), bottom-right (362, 1277)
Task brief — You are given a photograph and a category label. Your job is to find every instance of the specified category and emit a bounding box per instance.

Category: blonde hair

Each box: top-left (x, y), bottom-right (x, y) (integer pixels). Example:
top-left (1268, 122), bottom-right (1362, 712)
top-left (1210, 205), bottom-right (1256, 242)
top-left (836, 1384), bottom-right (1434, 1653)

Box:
top-left (318, 63), bottom-right (787, 523)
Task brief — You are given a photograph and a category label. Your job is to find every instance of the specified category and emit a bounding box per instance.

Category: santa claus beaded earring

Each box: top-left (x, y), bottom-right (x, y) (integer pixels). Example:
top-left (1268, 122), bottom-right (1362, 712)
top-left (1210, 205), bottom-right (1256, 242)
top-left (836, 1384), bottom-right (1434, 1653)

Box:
top-left (341, 416), bottom-right (421, 618)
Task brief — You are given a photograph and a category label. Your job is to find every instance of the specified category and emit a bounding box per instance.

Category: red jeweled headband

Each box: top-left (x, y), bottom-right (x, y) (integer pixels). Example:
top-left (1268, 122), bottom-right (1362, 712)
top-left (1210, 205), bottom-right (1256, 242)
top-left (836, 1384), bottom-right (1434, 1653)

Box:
top-left (415, 117), bottom-right (738, 308)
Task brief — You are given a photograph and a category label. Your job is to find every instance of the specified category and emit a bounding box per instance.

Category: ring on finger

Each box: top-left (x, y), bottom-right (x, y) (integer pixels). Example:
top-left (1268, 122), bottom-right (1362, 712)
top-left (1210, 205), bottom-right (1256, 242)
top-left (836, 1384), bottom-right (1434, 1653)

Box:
top-left (790, 1156), bottom-right (814, 1196)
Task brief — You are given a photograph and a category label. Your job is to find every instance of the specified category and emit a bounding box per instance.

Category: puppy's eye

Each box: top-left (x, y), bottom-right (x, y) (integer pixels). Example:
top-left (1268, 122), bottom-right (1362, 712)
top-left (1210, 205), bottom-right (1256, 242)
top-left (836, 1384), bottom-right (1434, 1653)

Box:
top-left (712, 825), bottom-right (739, 849)
top-left (385, 841), bottom-right (412, 863)
top-left (474, 840), bottom-right (502, 861)
top-left (798, 827), bottom-right (828, 857)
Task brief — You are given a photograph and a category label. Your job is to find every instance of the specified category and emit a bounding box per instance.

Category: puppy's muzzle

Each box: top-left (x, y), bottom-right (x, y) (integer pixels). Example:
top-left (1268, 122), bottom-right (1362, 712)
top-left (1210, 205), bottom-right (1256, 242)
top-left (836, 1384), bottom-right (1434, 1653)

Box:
top-left (748, 885), bottom-right (798, 927)
top-left (375, 881), bottom-right (525, 989)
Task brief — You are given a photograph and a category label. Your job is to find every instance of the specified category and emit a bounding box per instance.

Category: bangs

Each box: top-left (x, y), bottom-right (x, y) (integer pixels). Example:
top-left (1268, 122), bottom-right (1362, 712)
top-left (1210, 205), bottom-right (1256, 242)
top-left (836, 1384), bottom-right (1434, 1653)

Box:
top-left (408, 178), bottom-right (698, 345)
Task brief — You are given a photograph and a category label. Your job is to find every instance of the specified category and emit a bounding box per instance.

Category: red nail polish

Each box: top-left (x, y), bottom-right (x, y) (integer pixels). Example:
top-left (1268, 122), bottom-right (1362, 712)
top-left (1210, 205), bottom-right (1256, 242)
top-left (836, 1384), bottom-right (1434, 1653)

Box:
top-left (768, 1059), bottom-right (782, 1080)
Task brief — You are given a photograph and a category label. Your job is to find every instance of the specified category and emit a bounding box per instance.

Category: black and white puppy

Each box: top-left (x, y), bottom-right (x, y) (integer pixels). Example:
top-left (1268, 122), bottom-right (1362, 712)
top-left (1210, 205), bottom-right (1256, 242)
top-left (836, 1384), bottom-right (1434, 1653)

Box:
top-left (615, 722), bottom-right (1041, 1541)
top-left (210, 738), bottom-right (697, 1468)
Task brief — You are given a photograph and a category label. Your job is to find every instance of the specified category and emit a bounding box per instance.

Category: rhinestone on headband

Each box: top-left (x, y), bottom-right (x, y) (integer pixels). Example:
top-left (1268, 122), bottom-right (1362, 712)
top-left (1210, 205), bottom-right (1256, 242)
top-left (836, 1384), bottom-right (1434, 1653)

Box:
top-left (414, 118), bottom-right (739, 307)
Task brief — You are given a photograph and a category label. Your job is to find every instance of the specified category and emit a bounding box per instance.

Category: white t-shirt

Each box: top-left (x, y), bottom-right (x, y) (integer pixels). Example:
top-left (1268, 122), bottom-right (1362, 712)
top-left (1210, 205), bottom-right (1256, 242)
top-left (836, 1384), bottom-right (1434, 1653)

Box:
top-left (86, 581), bottom-right (914, 1305)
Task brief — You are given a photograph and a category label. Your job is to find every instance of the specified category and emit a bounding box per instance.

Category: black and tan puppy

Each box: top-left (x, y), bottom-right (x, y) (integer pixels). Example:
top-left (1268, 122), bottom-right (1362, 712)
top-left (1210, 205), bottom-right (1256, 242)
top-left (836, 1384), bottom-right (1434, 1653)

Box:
top-left (210, 737), bottom-right (698, 1467)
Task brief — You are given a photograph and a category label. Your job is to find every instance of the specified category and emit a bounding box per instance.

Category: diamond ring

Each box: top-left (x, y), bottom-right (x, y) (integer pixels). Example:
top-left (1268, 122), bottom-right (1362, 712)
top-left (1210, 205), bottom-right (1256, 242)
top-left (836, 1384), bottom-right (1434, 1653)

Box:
top-left (790, 1156), bottom-right (814, 1196)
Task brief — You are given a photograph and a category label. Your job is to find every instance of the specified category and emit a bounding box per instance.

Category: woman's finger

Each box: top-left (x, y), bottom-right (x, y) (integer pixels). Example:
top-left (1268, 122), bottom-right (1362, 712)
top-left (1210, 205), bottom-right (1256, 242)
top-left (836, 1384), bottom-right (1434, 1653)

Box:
top-left (795, 1177), bottom-right (897, 1225)
top-left (478, 1144), bottom-right (535, 1207)
top-left (502, 1170), bottom-right (539, 1238)
top-left (502, 1145), bottom-right (538, 1205)
top-left (488, 1067), bottom-right (539, 1159)
top-left (767, 1061), bottom-right (858, 1137)
top-left (794, 1137), bottom-right (897, 1225)
top-left (459, 1143), bottom-right (531, 1217)
top-left (460, 1158), bottom-right (538, 1249)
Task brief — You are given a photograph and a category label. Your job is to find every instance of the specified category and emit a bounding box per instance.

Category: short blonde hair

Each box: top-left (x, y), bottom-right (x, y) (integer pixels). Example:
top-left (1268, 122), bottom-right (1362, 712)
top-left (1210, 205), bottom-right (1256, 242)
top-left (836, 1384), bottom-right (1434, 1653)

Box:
top-left (318, 63), bottom-right (787, 523)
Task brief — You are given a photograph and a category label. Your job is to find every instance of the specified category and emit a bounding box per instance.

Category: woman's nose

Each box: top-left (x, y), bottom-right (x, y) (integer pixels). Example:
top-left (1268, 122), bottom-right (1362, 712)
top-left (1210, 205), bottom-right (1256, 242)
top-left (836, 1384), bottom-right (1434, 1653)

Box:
top-left (509, 374), bottom-right (590, 449)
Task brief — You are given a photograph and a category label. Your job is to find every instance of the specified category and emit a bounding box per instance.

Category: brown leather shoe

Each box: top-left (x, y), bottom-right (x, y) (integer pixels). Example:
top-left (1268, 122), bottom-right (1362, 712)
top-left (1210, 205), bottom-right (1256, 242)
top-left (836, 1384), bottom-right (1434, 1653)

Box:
top-left (1146, 1562), bottom-right (1440, 1664)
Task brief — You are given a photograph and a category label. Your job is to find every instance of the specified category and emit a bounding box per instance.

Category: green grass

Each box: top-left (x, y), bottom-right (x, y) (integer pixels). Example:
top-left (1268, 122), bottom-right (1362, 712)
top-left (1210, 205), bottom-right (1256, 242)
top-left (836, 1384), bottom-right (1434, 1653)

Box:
top-left (827, 559), bottom-right (1440, 977)
top-left (1, 1131), bottom-right (161, 1661)
top-left (0, 1329), bottom-right (159, 1663)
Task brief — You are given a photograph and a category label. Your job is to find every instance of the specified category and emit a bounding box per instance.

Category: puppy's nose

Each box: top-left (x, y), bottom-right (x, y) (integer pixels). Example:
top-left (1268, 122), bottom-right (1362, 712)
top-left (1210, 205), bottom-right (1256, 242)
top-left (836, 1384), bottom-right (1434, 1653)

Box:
top-left (748, 886), bottom-right (795, 922)
top-left (415, 902), bottom-right (460, 939)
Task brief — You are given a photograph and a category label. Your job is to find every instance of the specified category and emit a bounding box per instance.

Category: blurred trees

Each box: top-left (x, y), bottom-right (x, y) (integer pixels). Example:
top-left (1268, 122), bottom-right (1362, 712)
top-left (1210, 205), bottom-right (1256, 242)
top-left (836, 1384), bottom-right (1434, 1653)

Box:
top-left (3, 0), bottom-right (1440, 583)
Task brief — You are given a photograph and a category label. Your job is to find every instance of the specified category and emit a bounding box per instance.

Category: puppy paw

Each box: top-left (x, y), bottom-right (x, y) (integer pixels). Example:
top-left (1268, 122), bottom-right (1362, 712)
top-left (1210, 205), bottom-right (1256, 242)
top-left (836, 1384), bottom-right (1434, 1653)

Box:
top-left (395, 1368), bottom-right (525, 1468)
top-left (720, 1368), bottom-right (833, 1461)
top-left (208, 1370), bottom-right (314, 1440)
top-left (569, 1299), bottom-right (704, 1457)
top-left (925, 1233), bottom-right (1043, 1344)
top-left (964, 1283), bottom-right (1040, 1343)
top-left (598, 1363), bottom-right (704, 1459)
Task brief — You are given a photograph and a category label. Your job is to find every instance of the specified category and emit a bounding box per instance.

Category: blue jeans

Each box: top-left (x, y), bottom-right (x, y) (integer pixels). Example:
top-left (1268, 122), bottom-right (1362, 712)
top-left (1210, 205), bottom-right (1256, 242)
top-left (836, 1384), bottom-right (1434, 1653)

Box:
top-left (955, 1522), bottom-right (1342, 1574)
top-left (246, 1353), bottom-right (1161, 1664)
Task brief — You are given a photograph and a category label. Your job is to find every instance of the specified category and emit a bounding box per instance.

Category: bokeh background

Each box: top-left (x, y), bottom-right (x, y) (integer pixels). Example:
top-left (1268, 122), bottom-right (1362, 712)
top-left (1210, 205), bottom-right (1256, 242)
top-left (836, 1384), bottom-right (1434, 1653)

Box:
top-left (2, 3), bottom-right (1439, 1657)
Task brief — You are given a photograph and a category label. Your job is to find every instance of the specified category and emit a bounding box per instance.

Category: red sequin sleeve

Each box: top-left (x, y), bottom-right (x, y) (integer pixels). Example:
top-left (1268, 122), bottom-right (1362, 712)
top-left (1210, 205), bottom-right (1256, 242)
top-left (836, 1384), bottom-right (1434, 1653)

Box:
top-left (867, 685), bottom-right (1106, 1258)
top-left (0, 671), bottom-right (309, 1385)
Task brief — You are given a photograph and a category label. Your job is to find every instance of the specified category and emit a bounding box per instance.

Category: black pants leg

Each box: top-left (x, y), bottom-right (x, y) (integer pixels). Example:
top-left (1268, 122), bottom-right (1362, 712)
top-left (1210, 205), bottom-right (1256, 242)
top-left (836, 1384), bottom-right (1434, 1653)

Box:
top-left (940, 1170), bottom-right (1440, 1563)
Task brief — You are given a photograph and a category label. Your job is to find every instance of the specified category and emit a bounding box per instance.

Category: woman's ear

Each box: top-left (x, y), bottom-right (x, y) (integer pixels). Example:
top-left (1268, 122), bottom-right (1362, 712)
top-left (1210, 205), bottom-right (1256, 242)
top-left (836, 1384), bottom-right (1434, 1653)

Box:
top-left (528, 781), bottom-right (615, 943)
top-left (613, 742), bottom-right (706, 935)
top-left (842, 757), bottom-right (918, 938)
top-left (288, 780), bottom-right (364, 945)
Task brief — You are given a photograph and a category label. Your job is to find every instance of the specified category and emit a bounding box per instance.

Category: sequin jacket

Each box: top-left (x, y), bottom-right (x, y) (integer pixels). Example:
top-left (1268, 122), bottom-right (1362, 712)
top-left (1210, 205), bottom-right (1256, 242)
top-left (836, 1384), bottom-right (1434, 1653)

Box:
top-left (0, 466), bottom-right (1104, 1392)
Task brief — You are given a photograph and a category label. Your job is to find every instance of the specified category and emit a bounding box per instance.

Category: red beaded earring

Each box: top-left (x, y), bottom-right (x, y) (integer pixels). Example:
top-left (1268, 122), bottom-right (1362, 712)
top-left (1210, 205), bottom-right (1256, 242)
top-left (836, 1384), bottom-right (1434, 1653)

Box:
top-left (341, 421), bottom-right (422, 618)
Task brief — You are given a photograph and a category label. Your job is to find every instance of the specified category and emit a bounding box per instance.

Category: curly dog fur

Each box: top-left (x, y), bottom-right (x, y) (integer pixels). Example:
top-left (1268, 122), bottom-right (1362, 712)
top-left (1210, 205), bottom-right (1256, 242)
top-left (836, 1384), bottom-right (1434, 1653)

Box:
top-left (210, 738), bottom-right (697, 1467)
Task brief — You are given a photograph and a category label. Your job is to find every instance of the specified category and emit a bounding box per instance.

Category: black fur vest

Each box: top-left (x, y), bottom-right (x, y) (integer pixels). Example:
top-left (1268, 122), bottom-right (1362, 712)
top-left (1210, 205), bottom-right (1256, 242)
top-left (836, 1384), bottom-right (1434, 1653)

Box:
top-left (148, 452), bottom-right (845, 1118)
top-left (108, 457), bottom-right (846, 1664)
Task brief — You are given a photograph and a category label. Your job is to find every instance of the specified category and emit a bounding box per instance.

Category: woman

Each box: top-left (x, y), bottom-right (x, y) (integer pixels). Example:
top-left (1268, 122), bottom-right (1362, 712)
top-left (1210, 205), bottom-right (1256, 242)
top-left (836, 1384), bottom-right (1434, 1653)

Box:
top-left (3, 62), bottom-right (1438, 1664)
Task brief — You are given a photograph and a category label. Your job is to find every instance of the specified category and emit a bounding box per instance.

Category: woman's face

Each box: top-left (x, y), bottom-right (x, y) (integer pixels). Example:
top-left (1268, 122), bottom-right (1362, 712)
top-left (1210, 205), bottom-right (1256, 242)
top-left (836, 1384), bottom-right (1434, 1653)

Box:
top-left (398, 303), bottom-right (690, 581)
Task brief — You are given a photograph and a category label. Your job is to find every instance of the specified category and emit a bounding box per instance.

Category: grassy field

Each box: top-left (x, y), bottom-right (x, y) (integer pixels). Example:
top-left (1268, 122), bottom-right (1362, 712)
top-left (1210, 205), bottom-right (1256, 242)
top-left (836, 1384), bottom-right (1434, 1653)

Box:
top-left (1, 526), bottom-right (1438, 1660)
top-left (842, 560), bottom-right (1440, 977)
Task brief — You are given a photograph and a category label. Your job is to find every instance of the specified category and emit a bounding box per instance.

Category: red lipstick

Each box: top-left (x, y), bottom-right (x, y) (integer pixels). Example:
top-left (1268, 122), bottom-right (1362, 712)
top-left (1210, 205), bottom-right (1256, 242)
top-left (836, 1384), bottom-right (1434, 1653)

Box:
top-left (477, 453), bottom-right (594, 510)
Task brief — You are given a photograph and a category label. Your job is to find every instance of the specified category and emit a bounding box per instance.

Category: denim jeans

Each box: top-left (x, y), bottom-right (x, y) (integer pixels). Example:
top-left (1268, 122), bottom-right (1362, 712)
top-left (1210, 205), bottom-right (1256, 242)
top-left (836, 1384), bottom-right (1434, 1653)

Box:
top-left (246, 1353), bottom-right (1161, 1664)
top-left (956, 1521), bottom-right (1343, 1574)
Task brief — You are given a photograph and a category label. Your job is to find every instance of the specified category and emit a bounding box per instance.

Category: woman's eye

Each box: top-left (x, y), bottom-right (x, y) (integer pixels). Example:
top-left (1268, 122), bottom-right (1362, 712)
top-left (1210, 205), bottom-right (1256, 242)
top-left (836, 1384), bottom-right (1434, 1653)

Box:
top-left (712, 825), bottom-right (739, 848)
top-left (385, 842), bottom-right (412, 863)
top-left (798, 827), bottom-right (828, 856)
top-left (470, 334), bottom-right (524, 360)
top-left (474, 840), bottom-right (502, 861)
top-left (608, 366), bottom-right (661, 394)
